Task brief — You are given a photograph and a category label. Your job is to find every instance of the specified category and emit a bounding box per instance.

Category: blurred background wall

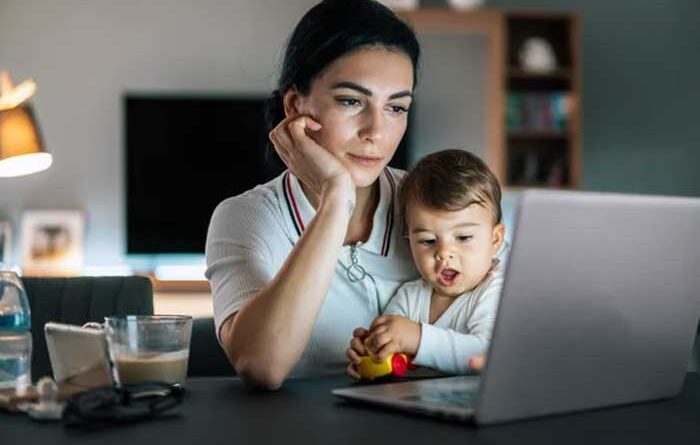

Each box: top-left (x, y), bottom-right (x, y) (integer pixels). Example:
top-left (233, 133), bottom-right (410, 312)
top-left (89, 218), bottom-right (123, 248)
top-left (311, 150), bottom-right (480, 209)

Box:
top-left (1, 0), bottom-right (698, 269)
top-left (488, 0), bottom-right (700, 195)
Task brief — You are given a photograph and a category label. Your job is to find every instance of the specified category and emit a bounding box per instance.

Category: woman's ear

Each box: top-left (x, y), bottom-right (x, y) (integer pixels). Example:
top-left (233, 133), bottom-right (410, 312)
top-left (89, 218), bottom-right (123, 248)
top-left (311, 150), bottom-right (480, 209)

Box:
top-left (491, 223), bottom-right (505, 254)
top-left (283, 87), bottom-right (302, 118)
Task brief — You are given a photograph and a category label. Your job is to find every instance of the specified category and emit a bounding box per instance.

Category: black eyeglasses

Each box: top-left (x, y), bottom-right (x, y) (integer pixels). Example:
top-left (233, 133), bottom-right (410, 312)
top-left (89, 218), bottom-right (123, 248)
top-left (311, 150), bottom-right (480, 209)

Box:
top-left (62, 382), bottom-right (185, 428)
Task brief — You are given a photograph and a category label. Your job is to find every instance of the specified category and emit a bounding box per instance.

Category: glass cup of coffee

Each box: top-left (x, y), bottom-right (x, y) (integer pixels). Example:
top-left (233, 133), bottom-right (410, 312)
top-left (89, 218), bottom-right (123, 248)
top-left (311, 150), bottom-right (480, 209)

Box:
top-left (104, 315), bottom-right (192, 387)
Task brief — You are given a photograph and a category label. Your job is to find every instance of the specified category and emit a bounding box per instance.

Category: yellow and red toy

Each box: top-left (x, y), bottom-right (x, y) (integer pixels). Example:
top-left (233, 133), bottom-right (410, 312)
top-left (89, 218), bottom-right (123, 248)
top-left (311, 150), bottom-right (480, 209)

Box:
top-left (357, 353), bottom-right (413, 380)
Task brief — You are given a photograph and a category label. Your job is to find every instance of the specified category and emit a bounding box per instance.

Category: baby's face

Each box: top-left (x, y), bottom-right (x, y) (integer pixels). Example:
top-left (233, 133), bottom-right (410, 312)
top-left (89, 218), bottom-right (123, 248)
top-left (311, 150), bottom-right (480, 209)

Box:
top-left (406, 200), bottom-right (504, 299)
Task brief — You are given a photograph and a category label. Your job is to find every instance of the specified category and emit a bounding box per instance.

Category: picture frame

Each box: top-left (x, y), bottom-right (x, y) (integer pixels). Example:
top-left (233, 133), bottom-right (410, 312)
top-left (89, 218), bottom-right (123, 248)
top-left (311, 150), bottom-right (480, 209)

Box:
top-left (0, 221), bottom-right (11, 266)
top-left (20, 210), bottom-right (84, 275)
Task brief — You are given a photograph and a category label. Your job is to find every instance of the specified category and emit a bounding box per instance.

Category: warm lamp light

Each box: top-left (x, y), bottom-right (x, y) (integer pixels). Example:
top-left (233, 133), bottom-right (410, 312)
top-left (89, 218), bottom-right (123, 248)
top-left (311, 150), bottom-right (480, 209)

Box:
top-left (0, 71), bottom-right (52, 178)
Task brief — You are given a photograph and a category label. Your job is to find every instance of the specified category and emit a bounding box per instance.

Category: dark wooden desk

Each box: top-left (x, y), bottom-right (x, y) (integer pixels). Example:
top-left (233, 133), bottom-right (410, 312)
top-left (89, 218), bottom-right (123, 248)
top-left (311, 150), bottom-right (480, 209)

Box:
top-left (4, 374), bottom-right (699, 444)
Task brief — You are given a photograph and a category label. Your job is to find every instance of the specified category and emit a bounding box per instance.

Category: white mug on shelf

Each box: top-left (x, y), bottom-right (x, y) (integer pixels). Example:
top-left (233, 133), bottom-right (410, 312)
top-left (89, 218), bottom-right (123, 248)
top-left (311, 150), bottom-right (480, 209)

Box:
top-left (518, 37), bottom-right (557, 73)
top-left (447, 0), bottom-right (485, 10)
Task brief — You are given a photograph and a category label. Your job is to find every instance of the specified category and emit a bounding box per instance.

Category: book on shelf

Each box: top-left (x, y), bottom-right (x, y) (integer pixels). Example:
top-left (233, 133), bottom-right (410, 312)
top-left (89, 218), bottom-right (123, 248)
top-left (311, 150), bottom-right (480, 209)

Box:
top-left (508, 150), bottom-right (568, 187)
top-left (506, 92), bottom-right (572, 135)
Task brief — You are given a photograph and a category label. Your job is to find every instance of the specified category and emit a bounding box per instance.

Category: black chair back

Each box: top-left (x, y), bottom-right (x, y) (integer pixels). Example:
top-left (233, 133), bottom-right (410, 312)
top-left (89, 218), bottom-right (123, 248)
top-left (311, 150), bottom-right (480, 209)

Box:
top-left (22, 276), bottom-right (153, 381)
top-left (188, 317), bottom-right (232, 377)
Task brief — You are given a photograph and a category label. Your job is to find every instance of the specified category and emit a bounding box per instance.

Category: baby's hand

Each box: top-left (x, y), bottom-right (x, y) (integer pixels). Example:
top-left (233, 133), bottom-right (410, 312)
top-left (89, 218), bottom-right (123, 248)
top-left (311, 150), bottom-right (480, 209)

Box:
top-left (468, 354), bottom-right (487, 373)
top-left (345, 327), bottom-right (369, 380)
top-left (364, 315), bottom-right (421, 363)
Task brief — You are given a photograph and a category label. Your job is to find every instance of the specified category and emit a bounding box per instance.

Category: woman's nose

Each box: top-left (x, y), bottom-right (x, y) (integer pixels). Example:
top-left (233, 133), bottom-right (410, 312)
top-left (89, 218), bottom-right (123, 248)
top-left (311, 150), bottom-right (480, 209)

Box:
top-left (358, 108), bottom-right (384, 143)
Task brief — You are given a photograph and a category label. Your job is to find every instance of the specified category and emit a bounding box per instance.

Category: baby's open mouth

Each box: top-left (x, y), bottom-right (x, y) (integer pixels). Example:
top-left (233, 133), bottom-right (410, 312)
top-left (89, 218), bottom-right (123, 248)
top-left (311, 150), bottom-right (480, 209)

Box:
top-left (438, 268), bottom-right (460, 287)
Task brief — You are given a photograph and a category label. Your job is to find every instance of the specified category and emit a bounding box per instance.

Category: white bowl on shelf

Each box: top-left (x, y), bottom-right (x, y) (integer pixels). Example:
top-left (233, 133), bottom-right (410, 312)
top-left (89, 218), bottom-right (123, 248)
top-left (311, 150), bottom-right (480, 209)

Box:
top-left (447, 0), bottom-right (485, 10)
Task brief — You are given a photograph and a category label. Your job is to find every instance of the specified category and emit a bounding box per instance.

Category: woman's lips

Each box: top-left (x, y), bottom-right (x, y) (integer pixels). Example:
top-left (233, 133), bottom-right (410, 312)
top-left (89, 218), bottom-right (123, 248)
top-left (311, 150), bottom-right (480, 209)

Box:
top-left (437, 268), bottom-right (460, 287)
top-left (347, 153), bottom-right (383, 167)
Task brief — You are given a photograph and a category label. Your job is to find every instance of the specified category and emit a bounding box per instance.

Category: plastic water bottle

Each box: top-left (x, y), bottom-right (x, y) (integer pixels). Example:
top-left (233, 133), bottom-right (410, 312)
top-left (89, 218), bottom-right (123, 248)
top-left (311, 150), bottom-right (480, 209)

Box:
top-left (0, 269), bottom-right (32, 391)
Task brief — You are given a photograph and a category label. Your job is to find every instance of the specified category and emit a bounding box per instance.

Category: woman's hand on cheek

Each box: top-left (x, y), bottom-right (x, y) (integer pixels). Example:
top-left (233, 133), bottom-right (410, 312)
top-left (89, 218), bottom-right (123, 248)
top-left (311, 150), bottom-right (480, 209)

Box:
top-left (269, 115), bottom-right (354, 205)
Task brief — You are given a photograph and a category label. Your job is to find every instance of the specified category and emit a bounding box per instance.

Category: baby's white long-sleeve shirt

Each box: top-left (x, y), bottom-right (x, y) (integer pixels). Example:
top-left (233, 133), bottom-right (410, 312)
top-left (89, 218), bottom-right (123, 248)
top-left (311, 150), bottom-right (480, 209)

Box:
top-left (383, 263), bottom-right (504, 375)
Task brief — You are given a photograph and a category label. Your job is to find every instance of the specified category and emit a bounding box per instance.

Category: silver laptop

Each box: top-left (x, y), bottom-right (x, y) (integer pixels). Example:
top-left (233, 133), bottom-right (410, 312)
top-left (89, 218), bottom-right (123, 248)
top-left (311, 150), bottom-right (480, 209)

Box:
top-left (333, 190), bottom-right (700, 425)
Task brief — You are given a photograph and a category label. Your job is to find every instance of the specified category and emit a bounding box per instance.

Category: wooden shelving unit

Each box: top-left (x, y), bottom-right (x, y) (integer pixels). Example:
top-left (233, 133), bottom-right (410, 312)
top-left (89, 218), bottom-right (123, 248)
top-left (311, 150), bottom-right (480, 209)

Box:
top-left (505, 11), bottom-right (581, 188)
top-left (507, 67), bottom-right (573, 79)
top-left (507, 132), bottom-right (570, 140)
top-left (399, 9), bottom-right (581, 189)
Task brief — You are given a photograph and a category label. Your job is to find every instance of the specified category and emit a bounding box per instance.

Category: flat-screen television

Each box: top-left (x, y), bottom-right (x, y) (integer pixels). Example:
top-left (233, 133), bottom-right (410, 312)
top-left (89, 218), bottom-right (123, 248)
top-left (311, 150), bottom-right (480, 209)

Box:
top-left (125, 95), bottom-right (410, 255)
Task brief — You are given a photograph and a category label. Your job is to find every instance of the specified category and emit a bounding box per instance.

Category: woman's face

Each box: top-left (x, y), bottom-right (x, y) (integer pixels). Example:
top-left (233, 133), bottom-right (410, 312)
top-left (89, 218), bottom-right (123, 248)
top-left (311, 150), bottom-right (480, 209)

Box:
top-left (288, 47), bottom-right (414, 188)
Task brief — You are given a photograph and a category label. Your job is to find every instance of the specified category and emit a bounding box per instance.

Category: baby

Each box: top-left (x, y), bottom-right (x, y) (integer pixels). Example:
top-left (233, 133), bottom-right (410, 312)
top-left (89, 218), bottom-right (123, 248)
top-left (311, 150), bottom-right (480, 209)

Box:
top-left (347, 149), bottom-right (506, 377)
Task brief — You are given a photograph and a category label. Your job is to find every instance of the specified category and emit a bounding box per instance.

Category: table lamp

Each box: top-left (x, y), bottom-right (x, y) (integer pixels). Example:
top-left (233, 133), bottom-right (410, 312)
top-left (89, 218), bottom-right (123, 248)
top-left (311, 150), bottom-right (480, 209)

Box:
top-left (0, 71), bottom-right (52, 178)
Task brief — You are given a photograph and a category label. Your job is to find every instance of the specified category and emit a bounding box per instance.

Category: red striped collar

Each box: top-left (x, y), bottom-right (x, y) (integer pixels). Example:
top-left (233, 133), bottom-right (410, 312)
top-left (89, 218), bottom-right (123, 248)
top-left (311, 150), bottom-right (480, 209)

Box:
top-left (283, 172), bottom-right (306, 235)
top-left (281, 169), bottom-right (397, 257)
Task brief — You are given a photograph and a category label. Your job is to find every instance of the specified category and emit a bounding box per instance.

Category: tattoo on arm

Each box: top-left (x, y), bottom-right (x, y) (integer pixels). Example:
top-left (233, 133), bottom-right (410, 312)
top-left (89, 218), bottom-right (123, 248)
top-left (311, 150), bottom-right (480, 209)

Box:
top-left (347, 199), bottom-right (355, 215)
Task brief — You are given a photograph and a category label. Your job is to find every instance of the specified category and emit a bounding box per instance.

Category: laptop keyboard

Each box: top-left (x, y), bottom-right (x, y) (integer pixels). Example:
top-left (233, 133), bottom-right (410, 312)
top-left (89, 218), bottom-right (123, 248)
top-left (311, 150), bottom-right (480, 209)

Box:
top-left (402, 388), bottom-right (478, 409)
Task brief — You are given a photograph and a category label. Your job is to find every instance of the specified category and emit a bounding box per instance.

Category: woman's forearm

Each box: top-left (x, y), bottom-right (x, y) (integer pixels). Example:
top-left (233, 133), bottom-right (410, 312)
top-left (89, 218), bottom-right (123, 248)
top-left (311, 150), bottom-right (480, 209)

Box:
top-left (220, 188), bottom-right (352, 389)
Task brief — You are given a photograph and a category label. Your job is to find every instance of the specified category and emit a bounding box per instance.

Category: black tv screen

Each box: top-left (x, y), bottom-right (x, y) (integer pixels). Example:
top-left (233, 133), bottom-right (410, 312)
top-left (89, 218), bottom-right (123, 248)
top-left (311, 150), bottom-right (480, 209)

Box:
top-left (125, 95), bottom-right (411, 255)
top-left (125, 95), bottom-right (275, 254)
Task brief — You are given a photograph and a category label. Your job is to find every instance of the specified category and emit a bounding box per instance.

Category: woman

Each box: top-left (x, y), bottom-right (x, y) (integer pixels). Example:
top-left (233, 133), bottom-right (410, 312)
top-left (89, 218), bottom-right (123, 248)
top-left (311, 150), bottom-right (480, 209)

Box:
top-left (205, 0), bottom-right (420, 389)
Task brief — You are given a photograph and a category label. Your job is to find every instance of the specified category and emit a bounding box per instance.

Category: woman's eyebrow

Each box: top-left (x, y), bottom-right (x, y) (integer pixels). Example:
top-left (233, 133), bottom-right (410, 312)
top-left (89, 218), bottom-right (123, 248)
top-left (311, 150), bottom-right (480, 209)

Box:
top-left (331, 81), bottom-right (412, 100)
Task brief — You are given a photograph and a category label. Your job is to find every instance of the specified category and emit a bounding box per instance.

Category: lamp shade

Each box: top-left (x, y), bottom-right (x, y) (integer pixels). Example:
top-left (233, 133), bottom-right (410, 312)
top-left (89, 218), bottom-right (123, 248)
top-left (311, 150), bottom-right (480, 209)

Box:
top-left (0, 104), bottom-right (52, 177)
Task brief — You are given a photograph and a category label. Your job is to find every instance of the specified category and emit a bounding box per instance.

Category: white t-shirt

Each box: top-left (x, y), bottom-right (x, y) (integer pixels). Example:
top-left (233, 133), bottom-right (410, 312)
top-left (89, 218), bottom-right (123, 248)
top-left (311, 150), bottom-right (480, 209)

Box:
top-left (383, 259), bottom-right (505, 375)
top-left (205, 168), bottom-right (419, 377)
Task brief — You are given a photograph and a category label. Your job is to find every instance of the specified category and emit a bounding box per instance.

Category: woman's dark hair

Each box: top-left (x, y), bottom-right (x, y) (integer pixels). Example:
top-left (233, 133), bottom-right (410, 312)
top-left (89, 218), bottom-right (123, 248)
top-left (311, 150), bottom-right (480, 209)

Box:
top-left (264, 0), bottom-right (420, 173)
